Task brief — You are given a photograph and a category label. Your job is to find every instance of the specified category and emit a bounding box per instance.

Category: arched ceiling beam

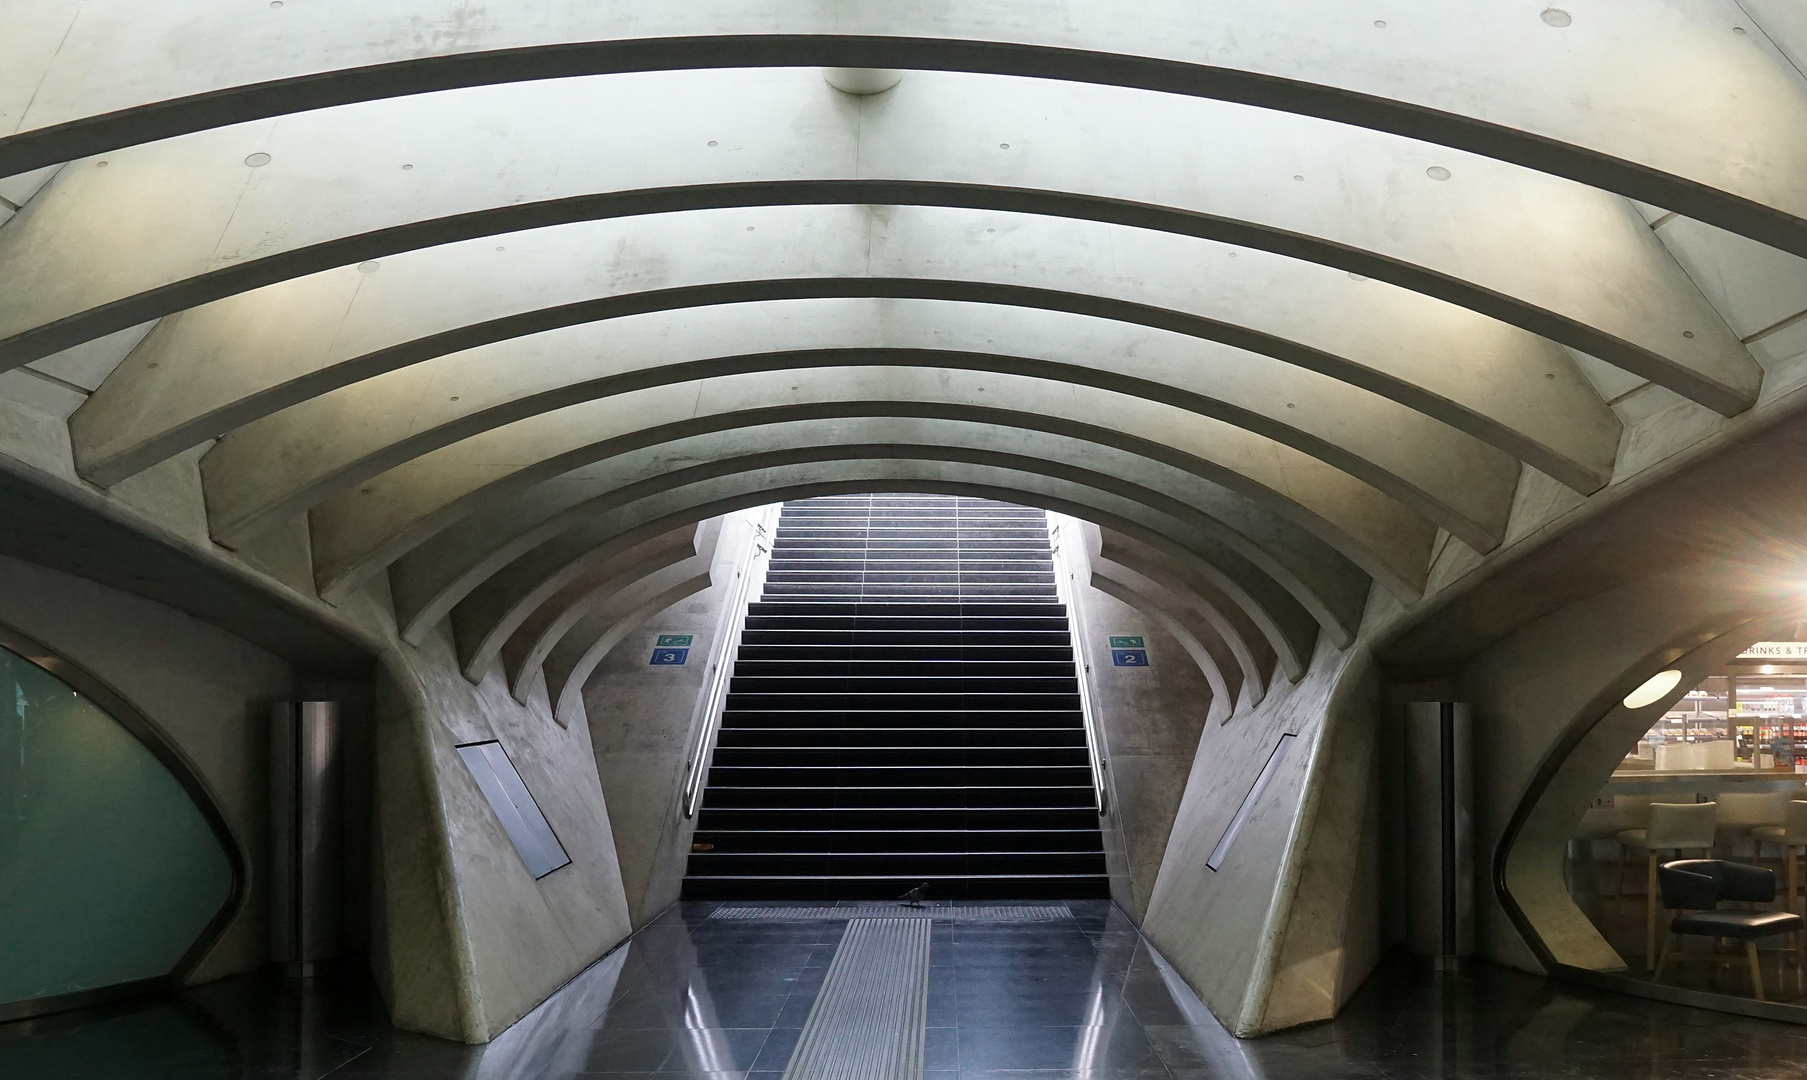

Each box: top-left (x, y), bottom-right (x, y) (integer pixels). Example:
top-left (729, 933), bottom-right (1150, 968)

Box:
top-left (0, 71), bottom-right (1747, 416)
top-left (419, 424), bottom-right (1371, 679)
top-left (1092, 525), bottom-right (1278, 691)
top-left (1087, 564), bottom-right (1241, 717)
top-left (290, 376), bottom-right (1413, 616)
top-left (193, 301), bottom-right (1517, 553)
top-left (69, 205), bottom-right (1611, 497)
top-left (387, 455), bottom-right (1315, 684)
top-left (544, 572), bottom-right (718, 727)
top-left (497, 521), bottom-right (718, 702)
top-left (415, 448), bottom-right (1334, 679)
top-left (4, 6), bottom-right (1806, 255)
top-left (1086, 534), bottom-right (1264, 706)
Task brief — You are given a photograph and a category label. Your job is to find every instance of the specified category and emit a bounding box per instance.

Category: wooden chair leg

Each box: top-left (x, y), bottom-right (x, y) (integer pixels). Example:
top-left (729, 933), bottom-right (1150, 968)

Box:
top-left (1654, 932), bottom-right (1677, 985)
top-left (1748, 941), bottom-right (1766, 1001)
top-left (1799, 929), bottom-right (1807, 994)
top-left (1791, 846), bottom-right (1801, 918)
top-left (1647, 852), bottom-right (1659, 970)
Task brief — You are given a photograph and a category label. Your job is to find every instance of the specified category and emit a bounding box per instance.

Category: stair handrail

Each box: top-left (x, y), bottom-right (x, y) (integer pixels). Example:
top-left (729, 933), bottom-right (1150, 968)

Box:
top-left (1045, 514), bottom-right (1110, 816)
top-left (681, 503), bottom-right (782, 819)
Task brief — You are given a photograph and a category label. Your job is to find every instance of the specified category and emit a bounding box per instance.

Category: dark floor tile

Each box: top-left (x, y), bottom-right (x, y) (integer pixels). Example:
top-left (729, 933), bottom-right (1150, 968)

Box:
top-left (927, 1026), bottom-right (960, 1070)
top-left (748, 1029), bottom-right (801, 1073)
top-left (955, 990), bottom-right (1131, 1028)
top-left (957, 1020), bottom-right (1166, 1072)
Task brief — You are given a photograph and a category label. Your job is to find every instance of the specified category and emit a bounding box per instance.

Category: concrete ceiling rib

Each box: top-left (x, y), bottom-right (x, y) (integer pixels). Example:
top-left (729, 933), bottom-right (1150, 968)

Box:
top-left (3, 4), bottom-right (1805, 260)
top-left (422, 433), bottom-right (1368, 683)
top-left (381, 447), bottom-right (1327, 676)
top-left (293, 392), bottom-right (1403, 622)
top-left (221, 364), bottom-right (1450, 590)
top-left (190, 308), bottom-right (1516, 554)
top-left (543, 572), bottom-right (718, 727)
top-left (1087, 531), bottom-right (1269, 704)
top-left (0, 71), bottom-right (1746, 421)
top-left (65, 205), bottom-right (1613, 500)
top-left (385, 460), bottom-right (1317, 685)
top-left (1087, 565), bottom-right (1242, 717)
top-left (494, 523), bottom-right (715, 702)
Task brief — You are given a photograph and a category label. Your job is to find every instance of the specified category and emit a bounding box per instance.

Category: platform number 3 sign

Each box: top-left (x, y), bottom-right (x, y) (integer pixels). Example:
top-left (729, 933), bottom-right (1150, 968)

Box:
top-left (650, 634), bottom-right (694, 665)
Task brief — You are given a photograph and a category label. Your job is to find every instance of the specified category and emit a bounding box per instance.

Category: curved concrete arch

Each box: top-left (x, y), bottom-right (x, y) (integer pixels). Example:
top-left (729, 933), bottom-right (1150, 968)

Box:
top-left (543, 572), bottom-right (718, 727)
top-left (195, 300), bottom-right (1520, 551)
top-left (497, 521), bottom-right (719, 702)
top-left (1087, 534), bottom-right (1265, 706)
top-left (1, 71), bottom-right (1748, 415)
top-left (1087, 564), bottom-right (1240, 716)
top-left (421, 447), bottom-right (1335, 681)
top-left (5, 4), bottom-right (1807, 257)
top-left (388, 451), bottom-right (1318, 684)
top-left (293, 372), bottom-right (1418, 608)
top-left (429, 425), bottom-right (1371, 681)
top-left (1096, 526), bottom-right (1279, 691)
top-left (72, 205), bottom-right (1614, 496)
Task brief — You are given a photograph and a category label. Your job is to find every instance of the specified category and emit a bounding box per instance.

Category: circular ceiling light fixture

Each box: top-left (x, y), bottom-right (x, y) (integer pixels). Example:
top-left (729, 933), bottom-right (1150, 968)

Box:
top-left (823, 68), bottom-right (904, 95)
top-left (1623, 669), bottom-right (1684, 709)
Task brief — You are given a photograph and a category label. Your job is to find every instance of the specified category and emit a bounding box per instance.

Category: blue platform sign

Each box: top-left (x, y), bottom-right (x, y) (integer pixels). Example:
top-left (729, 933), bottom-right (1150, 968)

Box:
top-left (1111, 648), bottom-right (1149, 667)
top-left (650, 647), bottom-right (690, 666)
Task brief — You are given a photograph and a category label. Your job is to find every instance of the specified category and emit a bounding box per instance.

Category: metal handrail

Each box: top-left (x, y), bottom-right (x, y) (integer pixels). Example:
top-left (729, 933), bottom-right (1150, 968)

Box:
top-left (681, 504), bottom-right (781, 819)
top-left (1046, 514), bottom-right (1110, 816)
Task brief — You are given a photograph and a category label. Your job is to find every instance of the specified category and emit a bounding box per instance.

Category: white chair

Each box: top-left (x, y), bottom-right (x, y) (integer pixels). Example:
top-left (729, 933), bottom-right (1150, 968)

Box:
top-left (1618, 802), bottom-right (1718, 969)
top-left (1753, 800), bottom-right (1807, 916)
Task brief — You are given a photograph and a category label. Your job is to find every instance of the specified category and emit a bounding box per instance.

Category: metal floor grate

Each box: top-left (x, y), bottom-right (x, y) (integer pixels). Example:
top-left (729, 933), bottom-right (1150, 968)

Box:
top-left (782, 918), bottom-right (930, 1080)
top-left (708, 904), bottom-right (1072, 921)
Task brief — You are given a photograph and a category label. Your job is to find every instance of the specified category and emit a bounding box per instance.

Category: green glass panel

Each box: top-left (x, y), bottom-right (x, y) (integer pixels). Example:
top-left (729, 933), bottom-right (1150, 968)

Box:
top-left (0, 645), bottom-right (232, 1006)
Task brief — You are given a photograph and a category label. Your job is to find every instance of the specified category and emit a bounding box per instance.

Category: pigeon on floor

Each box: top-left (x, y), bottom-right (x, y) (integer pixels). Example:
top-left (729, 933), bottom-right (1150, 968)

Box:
top-left (899, 883), bottom-right (930, 908)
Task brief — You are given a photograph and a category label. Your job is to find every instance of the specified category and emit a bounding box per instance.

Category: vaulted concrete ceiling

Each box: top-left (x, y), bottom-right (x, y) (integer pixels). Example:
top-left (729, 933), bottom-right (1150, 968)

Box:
top-left (5, 1), bottom-right (1803, 698)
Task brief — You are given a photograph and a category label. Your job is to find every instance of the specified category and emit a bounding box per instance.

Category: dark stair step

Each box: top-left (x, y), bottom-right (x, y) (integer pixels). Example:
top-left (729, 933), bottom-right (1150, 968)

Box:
top-left (701, 785), bottom-right (1098, 809)
top-left (709, 746), bottom-right (1092, 767)
top-left (679, 875), bottom-right (1110, 901)
top-left (715, 727), bottom-right (1089, 747)
top-left (704, 765), bottom-right (1095, 787)
top-left (694, 807), bottom-right (1102, 830)
top-left (719, 709), bottom-right (1086, 729)
top-left (685, 852), bottom-right (1108, 877)
top-left (691, 829), bottom-right (1105, 853)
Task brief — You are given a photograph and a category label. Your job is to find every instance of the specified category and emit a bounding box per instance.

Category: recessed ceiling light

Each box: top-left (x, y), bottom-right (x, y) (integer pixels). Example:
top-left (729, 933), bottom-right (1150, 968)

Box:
top-left (1624, 669), bottom-right (1684, 709)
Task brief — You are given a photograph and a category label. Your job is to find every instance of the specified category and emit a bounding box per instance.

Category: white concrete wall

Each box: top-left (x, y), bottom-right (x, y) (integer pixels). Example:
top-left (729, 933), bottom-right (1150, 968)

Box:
top-left (580, 511), bottom-right (764, 926)
top-left (1140, 592), bottom-right (1386, 1037)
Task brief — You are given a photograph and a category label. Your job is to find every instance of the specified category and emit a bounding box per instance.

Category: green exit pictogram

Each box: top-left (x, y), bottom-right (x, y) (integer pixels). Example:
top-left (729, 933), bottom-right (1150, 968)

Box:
top-left (1108, 635), bottom-right (1145, 649)
top-left (655, 634), bottom-right (694, 648)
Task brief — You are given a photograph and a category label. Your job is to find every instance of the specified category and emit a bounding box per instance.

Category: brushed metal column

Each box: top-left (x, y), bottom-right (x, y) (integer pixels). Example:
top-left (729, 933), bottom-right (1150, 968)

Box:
top-left (1406, 701), bottom-right (1474, 967)
top-left (271, 701), bottom-right (343, 977)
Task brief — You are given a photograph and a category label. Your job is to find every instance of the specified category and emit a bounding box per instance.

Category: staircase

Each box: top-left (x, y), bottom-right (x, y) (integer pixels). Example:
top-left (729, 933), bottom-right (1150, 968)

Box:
top-left (682, 494), bottom-right (1109, 901)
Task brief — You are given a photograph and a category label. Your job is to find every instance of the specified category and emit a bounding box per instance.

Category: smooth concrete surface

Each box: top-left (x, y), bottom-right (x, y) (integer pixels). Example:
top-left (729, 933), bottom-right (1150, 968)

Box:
top-left (1141, 592), bottom-right (1384, 1037)
top-left (1074, 578), bottom-right (1218, 923)
top-left (8, 1), bottom-right (1807, 262)
top-left (578, 512), bottom-right (767, 926)
top-left (357, 582), bottom-right (635, 1043)
top-left (4, 70), bottom-right (1737, 424)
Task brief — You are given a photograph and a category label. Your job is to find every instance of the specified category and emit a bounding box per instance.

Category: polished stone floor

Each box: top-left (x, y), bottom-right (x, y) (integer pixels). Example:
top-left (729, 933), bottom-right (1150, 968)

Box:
top-left (6, 900), bottom-right (1807, 1079)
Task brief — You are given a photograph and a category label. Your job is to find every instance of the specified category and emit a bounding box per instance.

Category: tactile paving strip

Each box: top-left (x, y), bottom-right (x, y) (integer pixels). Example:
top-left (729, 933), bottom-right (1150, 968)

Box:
top-left (781, 918), bottom-right (930, 1080)
top-left (708, 904), bottom-right (1072, 921)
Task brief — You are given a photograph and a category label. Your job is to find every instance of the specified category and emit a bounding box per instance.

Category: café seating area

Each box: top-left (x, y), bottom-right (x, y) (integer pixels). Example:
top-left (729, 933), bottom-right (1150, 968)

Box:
top-left (1573, 790), bottom-right (1807, 1000)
